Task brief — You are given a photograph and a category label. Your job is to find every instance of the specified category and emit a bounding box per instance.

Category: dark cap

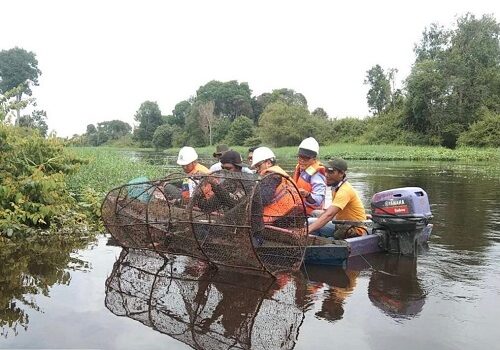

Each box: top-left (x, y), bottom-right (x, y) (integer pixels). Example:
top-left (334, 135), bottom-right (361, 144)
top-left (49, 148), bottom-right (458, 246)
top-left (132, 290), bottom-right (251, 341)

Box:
top-left (326, 158), bottom-right (348, 172)
top-left (220, 150), bottom-right (245, 168)
top-left (298, 148), bottom-right (317, 158)
top-left (213, 144), bottom-right (229, 157)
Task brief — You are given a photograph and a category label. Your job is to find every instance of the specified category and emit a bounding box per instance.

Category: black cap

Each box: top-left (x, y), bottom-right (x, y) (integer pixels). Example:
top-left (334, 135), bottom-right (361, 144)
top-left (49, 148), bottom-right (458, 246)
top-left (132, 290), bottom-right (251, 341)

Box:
top-left (220, 150), bottom-right (245, 168)
top-left (213, 144), bottom-right (229, 157)
top-left (326, 158), bottom-right (348, 172)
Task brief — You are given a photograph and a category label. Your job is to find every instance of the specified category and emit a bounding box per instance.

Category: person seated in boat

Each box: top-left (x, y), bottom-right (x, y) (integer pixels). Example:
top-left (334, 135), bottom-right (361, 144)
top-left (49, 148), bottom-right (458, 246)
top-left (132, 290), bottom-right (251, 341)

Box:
top-left (307, 158), bottom-right (367, 239)
top-left (293, 137), bottom-right (326, 216)
top-left (246, 146), bottom-right (259, 173)
top-left (209, 144), bottom-right (229, 172)
top-left (194, 150), bottom-right (257, 213)
top-left (251, 147), bottom-right (302, 225)
top-left (165, 146), bottom-right (210, 203)
top-left (192, 150), bottom-right (264, 242)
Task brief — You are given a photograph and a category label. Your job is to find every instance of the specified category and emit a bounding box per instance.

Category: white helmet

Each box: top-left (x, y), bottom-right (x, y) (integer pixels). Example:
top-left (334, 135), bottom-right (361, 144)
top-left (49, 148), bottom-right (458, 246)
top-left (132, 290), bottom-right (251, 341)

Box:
top-left (177, 146), bottom-right (198, 165)
top-left (251, 147), bottom-right (275, 167)
top-left (298, 137), bottom-right (319, 157)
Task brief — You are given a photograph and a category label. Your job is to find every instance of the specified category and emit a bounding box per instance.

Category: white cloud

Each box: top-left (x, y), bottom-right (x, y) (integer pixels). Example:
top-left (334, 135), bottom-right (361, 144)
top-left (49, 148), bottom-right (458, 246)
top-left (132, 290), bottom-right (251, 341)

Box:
top-left (1, 0), bottom-right (498, 137)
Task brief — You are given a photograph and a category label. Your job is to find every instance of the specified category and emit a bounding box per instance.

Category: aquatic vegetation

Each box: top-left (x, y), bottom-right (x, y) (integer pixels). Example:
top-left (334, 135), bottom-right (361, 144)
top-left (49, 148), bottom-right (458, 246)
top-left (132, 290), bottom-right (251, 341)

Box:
top-left (163, 143), bottom-right (500, 163)
top-left (274, 144), bottom-right (500, 162)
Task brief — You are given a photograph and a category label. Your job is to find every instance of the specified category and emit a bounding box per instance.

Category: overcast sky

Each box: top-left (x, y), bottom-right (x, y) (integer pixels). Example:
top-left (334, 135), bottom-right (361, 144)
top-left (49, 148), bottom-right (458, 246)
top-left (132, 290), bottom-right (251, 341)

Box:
top-left (1, 0), bottom-right (498, 137)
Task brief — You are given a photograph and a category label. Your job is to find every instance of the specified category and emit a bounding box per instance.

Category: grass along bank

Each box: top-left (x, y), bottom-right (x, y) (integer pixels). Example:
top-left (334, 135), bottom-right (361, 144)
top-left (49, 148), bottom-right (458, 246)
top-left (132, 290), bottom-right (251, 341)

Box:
top-left (67, 147), bottom-right (166, 195)
top-left (164, 143), bottom-right (500, 162)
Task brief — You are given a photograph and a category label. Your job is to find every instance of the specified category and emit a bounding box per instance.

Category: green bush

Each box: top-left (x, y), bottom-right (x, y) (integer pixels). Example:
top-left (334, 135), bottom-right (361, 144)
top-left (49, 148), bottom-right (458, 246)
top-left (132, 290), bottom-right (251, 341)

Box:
top-left (328, 117), bottom-right (367, 143)
top-left (359, 111), bottom-right (425, 145)
top-left (458, 109), bottom-right (500, 147)
top-left (0, 125), bottom-right (88, 237)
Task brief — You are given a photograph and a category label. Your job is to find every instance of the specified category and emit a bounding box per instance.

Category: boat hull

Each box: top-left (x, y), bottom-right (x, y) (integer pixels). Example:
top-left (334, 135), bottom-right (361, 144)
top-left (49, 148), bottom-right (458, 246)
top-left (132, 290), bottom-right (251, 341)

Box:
top-left (304, 224), bottom-right (433, 267)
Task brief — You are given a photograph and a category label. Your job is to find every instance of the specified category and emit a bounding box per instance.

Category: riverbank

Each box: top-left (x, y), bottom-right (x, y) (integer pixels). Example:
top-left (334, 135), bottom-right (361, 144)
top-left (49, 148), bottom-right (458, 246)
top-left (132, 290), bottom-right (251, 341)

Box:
top-left (163, 143), bottom-right (500, 162)
top-left (67, 145), bottom-right (500, 198)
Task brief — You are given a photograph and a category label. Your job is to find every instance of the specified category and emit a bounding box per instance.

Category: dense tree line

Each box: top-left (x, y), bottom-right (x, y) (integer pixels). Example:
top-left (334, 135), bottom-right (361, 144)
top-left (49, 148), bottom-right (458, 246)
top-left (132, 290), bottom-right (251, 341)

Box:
top-left (3, 14), bottom-right (497, 150)
top-left (99, 13), bottom-right (496, 150)
top-left (365, 13), bottom-right (500, 148)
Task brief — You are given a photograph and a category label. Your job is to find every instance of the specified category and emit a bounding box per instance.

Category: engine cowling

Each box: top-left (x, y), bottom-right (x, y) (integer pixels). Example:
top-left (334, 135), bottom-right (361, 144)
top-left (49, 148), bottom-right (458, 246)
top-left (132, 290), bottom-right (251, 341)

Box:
top-left (370, 187), bottom-right (433, 255)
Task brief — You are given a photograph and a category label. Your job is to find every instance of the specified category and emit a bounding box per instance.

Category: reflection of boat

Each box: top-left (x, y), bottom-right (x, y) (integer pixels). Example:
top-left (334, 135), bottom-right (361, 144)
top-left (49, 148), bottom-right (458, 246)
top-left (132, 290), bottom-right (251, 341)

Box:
top-left (102, 173), bottom-right (433, 272)
top-left (346, 253), bottom-right (426, 319)
top-left (105, 248), bottom-right (306, 350)
top-left (303, 253), bottom-right (427, 323)
top-left (365, 254), bottom-right (426, 319)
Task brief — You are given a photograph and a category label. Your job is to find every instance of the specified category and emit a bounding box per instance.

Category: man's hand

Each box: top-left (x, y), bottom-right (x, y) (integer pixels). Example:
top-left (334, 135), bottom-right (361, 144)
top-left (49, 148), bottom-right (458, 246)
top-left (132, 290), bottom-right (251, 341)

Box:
top-left (298, 188), bottom-right (309, 198)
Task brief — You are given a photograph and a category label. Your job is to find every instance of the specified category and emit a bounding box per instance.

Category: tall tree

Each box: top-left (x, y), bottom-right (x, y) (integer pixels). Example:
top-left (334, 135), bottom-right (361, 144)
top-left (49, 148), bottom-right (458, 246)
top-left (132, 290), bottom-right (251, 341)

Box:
top-left (97, 120), bottom-right (131, 140)
top-left (171, 100), bottom-right (191, 126)
top-left (86, 124), bottom-right (97, 134)
top-left (405, 13), bottom-right (500, 147)
top-left (258, 102), bottom-right (313, 147)
top-left (269, 88), bottom-right (308, 108)
top-left (133, 101), bottom-right (163, 146)
top-left (152, 124), bottom-right (178, 149)
top-left (197, 100), bottom-right (216, 146)
top-left (364, 65), bottom-right (391, 115)
top-left (0, 47), bottom-right (42, 120)
top-left (224, 116), bottom-right (254, 146)
top-left (253, 89), bottom-right (308, 123)
top-left (414, 23), bottom-right (450, 63)
top-left (196, 80), bottom-right (253, 120)
top-left (184, 108), bottom-right (207, 147)
top-left (312, 107), bottom-right (329, 119)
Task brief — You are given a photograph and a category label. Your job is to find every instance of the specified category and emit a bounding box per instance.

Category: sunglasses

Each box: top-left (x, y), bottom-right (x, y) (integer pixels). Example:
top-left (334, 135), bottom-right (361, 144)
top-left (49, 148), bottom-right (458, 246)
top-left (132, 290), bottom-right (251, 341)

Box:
top-left (297, 154), bottom-right (312, 160)
top-left (254, 161), bottom-right (265, 169)
top-left (222, 164), bottom-right (236, 171)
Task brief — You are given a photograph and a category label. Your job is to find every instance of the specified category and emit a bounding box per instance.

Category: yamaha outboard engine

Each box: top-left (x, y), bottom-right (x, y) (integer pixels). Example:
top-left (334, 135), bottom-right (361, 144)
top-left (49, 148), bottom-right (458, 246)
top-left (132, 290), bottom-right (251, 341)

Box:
top-left (371, 187), bottom-right (432, 256)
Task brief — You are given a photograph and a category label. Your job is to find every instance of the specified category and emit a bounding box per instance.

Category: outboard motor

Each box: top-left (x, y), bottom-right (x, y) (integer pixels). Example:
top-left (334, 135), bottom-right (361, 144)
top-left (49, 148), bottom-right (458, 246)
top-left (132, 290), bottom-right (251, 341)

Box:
top-left (371, 187), bottom-right (432, 256)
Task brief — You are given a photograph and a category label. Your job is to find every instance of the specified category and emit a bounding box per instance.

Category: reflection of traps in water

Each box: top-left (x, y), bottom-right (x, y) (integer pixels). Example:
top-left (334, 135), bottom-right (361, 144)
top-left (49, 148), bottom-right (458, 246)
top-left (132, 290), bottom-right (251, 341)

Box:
top-left (101, 171), bottom-right (308, 276)
top-left (105, 249), bottom-right (305, 350)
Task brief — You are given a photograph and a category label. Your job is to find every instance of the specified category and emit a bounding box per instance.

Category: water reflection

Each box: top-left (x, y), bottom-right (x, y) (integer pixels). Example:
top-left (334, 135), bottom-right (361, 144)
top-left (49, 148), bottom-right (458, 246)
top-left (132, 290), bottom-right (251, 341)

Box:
top-left (304, 265), bottom-right (359, 323)
top-left (105, 248), bottom-right (307, 350)
top-left (0, 237), bottom-right (91, 338)
top-left (364, 255), bottom-right (425, 319)
top-left (104, 247), bottom-right (429, 348)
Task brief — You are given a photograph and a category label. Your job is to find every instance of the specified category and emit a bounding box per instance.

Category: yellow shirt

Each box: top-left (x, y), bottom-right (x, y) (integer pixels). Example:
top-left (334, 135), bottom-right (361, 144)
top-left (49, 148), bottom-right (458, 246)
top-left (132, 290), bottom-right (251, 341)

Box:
top-left (332, 181), bottom-right (366, 222)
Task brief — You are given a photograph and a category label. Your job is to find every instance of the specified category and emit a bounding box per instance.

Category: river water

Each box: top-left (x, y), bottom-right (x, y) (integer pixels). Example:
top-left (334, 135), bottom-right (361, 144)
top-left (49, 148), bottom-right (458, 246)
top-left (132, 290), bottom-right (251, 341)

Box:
top-left (1, 159), bottom-right (499, 349)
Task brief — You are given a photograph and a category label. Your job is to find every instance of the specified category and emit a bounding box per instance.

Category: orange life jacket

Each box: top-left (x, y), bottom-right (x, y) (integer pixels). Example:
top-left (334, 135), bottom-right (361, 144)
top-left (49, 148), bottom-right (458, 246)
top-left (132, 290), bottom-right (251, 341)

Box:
top-left (182, 163), bottom-right (211, 201)
top-left (293, 161), bottom-right (326, 214)
top-left (261, 165), bottom-right (300, 223)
